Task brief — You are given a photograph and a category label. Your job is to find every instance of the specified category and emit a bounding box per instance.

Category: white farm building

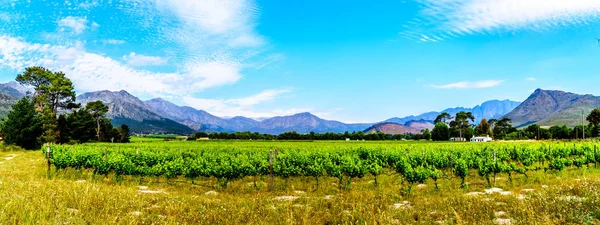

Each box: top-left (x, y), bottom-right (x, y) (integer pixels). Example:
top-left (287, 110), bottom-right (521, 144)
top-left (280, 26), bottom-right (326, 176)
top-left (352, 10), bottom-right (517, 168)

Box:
top-left (470, 135), bottom-right (493, 142)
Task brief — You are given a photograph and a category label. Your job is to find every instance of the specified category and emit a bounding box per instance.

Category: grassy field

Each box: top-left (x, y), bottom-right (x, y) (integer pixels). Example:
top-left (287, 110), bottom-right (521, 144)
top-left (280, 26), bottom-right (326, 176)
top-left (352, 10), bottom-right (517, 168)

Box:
top-left (1, 141), bottom-right (600, 224)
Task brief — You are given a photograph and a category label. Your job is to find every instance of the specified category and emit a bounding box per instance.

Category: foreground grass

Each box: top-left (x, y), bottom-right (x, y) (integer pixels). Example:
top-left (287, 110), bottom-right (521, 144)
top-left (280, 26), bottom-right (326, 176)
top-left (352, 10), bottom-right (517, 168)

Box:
top-left (1, 150), bottom-right (600, 224)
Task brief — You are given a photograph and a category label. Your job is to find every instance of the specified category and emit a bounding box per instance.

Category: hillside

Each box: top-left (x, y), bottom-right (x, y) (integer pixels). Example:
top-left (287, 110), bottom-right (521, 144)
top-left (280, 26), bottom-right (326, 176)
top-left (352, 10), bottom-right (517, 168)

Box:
top-left (253, 112), bottom-right (373, 134)
top-left (0, 92), bottom-right (17, 118)
top-left (363, 122), bottom-right (422, 134)
top-left (504, 89), bottom-right (600, 127)
top-left (77, 91), bottom-right (194, 134)
top-left (404, 120), bottom-right (434, 130)
top-left (145, 98), bottom-right (372, 134)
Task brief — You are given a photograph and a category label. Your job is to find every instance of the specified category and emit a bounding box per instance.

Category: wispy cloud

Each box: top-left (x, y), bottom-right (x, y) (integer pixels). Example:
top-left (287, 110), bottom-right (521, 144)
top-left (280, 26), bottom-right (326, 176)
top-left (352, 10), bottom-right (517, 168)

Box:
top-left (428, 80), bottom-right (504, 89)
top-left (182, 89), bottom-right (296, 118)
top-left (57, 16), bottom-right (89, 34)
top-left (103, 39), bottom-right (125, 45)
top-left (0, 0), bottom-right (276, 97)
top-left (401, 0), bottom-right (600, 42)
top-left (0, 35), bottom-right (243, 95)
top-left (122, 52), bottom-right (168, 67)
top-left (0, 12), bottom-right (10, 22)
top-left (225, 89), bottom-right (291, 106)
top-left (525, 77), bottom-right (536, 81)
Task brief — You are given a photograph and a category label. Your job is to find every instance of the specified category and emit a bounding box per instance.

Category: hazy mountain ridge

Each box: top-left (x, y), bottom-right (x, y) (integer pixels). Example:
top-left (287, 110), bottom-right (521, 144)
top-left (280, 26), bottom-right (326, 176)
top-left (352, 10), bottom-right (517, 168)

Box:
top-left (385, 99), bottom-right (521, 125)
top-left (251, 112), bottom-right (373, 134)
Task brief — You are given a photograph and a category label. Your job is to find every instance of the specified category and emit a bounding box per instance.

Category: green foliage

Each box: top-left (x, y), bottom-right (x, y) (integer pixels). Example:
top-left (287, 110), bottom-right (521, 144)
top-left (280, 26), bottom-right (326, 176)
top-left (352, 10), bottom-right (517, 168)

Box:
top-left (587, 108), bottom-right (600, 137)
top-left (431, 122), bottom-right (450, 141)
top-left (0, 98), bottom-right (43, 150)
top-left (16, 66), bottom-right (77, 143)
top-left (476, 118), bottom-right (492, 136)
top-left (453, 159), bottom-right (468, 187)
top-left (47, 140), bottom-right (600, 191)
top-left (493, 118), bottom-right (517, 140)
top-left (450, 111), bottom-right (475, 139)
top-left (85, 100), bottom-right (109, 141)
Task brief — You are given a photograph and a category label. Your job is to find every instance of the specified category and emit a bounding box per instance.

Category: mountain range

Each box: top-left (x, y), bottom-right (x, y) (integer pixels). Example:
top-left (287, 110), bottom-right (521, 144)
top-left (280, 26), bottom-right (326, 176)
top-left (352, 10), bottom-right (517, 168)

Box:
top-left (504, 89), bottom-right (600, 128)
top-left (74, 90), bottom-right (521, 134)
top-left (0, 81), bottom-right (594, 134)
top-left (385, 99), bottom-right (521, 125)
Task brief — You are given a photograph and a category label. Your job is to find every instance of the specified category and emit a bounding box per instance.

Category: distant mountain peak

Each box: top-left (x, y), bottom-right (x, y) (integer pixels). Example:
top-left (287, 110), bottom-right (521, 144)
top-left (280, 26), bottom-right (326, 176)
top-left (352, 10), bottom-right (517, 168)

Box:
top-left (504, 89), bottom-right (600, 127)
top-left (77, 90), bottom-right (194, 134)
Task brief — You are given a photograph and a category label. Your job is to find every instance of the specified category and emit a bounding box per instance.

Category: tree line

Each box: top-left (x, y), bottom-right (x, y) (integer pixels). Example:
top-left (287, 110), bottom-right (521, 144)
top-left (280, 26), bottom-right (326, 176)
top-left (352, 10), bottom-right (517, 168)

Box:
top-left (429, 109), bottom-right (600, 141)
top-left (188, 130), bottom-right (433, 141)
top-left (0, 67), bottom-right (130, 150)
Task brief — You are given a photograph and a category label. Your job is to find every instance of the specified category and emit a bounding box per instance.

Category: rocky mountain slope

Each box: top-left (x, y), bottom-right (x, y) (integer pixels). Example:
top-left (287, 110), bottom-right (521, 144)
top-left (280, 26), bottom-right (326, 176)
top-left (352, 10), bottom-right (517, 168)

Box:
top-left (504, 89), bottom-right (600, 127)
top-left (77, 91), bottom-right (194, 134)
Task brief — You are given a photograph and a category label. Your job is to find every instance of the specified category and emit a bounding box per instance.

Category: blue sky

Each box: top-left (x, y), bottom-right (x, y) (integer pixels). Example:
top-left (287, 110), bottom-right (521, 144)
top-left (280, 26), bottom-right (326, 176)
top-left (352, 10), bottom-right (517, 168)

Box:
top-left (1, 0), bottom-right (600, 123)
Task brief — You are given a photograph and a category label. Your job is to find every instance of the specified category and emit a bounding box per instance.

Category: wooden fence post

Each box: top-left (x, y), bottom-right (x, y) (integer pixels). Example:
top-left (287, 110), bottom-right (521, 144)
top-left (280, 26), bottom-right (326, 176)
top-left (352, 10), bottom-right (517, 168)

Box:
top-left (46, 143), bottom-right (51, 173)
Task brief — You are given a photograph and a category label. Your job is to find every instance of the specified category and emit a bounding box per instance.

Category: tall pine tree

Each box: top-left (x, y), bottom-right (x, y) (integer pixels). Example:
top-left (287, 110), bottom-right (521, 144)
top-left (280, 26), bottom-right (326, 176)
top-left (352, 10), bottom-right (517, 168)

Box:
top-left (1, 98), bottom-right (43, 150)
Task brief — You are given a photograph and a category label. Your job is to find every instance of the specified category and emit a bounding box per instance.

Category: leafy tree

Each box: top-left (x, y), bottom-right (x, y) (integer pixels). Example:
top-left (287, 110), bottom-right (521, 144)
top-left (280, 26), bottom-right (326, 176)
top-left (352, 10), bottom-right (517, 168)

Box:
top-left (450, 111), bottom-right (474, 138)
top-left (15, 66), bottom-right (52, 110)
top-left (549, 125), bottom-right (571, 139)
top-left (586, 108), bottom-right (600, 137)
top-left (85, 101), bottom-right (109, 141)
top-left (56, 114), bottom-right (71, 144)
top-left (68, 109), bottom-right (96, 143)
top-left (431, 122), bottom-right (450, 141)
top-left (0, 98), bottom-right (43, 150)
top-left (434, 112), bottom-right (452, 124)
top-left (99, 118), bottom-right (114, 142)
top-left (16, 67), bottom-right (77, 143)
top-left (492, 118), bottom-right (516, 139)
top-left (110, 128), bottom-right (120, 143)
top-left (476, 118), bottom-right (492, 136)
top-left (525, 124), bottom-right (541, 139)
top-left (421, 128), bottom-right (431, 140)
top-left (117, 124), bottom-right (131, 143)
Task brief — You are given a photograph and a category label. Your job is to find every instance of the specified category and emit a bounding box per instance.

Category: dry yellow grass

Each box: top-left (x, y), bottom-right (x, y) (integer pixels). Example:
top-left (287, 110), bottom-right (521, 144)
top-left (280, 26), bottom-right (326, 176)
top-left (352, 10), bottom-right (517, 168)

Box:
top-left (1, 149), bottom-right (600, 224)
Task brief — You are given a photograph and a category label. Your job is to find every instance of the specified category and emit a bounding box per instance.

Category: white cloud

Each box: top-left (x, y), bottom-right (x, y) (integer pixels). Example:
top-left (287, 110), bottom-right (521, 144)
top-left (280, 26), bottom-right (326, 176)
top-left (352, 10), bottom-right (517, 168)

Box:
top-left (78, 1), bottom-right (99, 9)
top-left (183, 61), bottom-right (242, 90)
top-left (225, 89), bottom-right (291, 106)
top-left (525, 77), bottom-right (536, 81)
top-left (135, 0), bottom-right (265, 55)
top-left (154, 0), bottom-right (258, 34)
top-left (0, 0), bottom-right (283, 120)
top-left (229, 34), bottom-right (264, 48)
top-left (122, 52), bottom-right (168, 67)
top-left (0, 35), bottom-right (241, 95)
top-left (57, 16), bottom-right (89, 34)
top-left (104, 39), bottom-right (126, 45)
top-left (402, 0), bottom-right (600, 42)
top-left (182, 88), bottom-right (294, 118)
top-left (0, 12), bottom-right (10, 22)
top-left (428, 80), bottom-right (504, 89)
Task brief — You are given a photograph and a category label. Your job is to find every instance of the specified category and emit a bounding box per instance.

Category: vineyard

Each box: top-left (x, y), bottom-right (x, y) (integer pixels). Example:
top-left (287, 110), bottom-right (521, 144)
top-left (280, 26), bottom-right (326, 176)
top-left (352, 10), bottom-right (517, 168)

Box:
top-left (48, 141), bottom-right (600, 191)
